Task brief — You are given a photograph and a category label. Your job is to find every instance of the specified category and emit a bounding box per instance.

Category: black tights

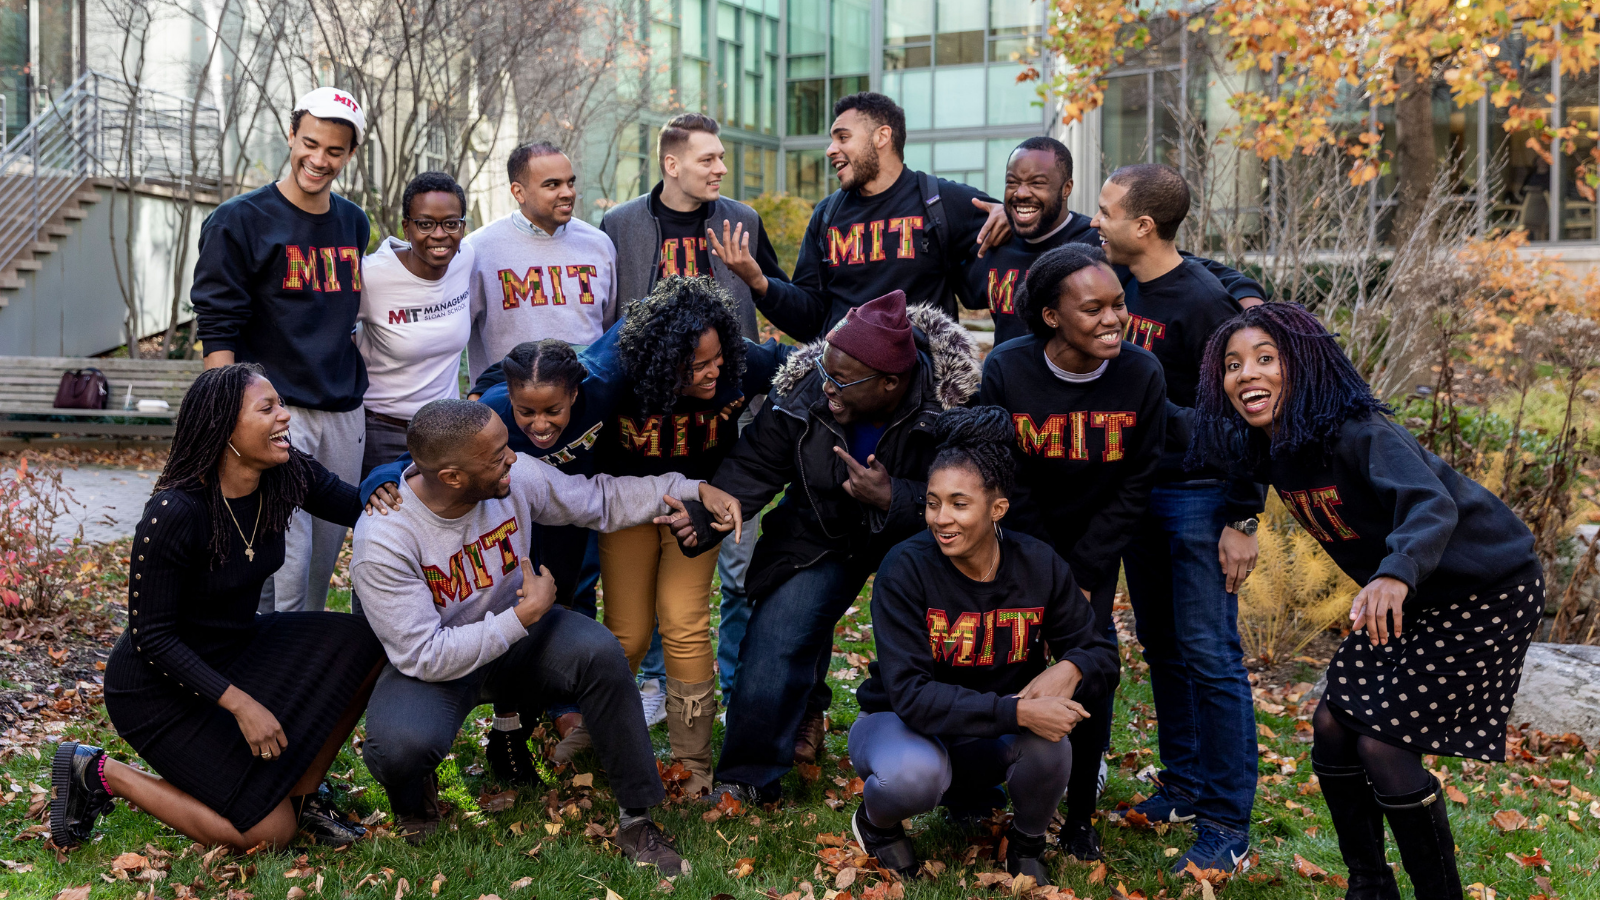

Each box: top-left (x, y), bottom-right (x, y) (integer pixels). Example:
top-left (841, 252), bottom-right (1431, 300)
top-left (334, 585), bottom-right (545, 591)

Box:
top-left (1311, 701), bottom-right (1432, 796)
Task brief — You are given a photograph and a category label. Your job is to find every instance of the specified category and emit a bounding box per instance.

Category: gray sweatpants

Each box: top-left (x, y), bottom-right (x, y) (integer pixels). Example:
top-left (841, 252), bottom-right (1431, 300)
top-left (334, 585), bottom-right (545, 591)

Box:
top-left (259, 404), bottom-right (364, 613)
top-left (847, 710), bottom-right (1073, 836)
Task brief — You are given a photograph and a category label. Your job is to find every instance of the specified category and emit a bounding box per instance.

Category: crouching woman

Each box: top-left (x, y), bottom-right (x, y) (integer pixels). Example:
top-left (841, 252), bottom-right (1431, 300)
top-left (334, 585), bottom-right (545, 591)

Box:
top-left (847, 406), bottom-right (1119, 886)
top-left (51, 364), bottom-right (385, 851)
top-left (1190, 302), bottom-right (1543, 900)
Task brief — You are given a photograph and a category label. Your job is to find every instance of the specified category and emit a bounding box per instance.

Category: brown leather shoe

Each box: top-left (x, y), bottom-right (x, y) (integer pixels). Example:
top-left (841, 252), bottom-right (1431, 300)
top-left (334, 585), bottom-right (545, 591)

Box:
top-left (614, 818), bottom-right (684, 875)
top-left (552, 712), bottom-right (592, 765)
top-left (393, 771), bottom-right (441, 846)
top-left (793, 712), bottom-right (827, 765)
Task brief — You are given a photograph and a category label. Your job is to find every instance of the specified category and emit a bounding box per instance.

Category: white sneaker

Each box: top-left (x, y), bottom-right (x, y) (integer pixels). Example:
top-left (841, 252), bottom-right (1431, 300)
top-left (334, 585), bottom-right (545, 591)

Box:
top-left (639, 678), bottom-right (667, 728)
top-left (1097, 758), bottom-right (1108, 796)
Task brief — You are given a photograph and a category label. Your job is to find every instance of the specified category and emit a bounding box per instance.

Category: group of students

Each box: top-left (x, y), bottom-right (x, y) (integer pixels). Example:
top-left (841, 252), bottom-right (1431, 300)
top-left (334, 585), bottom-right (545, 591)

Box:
top-left (44, 85), bottom-right (1541, 899)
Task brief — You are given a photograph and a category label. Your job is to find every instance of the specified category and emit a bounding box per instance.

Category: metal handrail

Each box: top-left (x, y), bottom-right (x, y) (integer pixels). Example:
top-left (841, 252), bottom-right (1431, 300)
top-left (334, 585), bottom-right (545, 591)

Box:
top-left (0, 70), bottom-right (222, 278)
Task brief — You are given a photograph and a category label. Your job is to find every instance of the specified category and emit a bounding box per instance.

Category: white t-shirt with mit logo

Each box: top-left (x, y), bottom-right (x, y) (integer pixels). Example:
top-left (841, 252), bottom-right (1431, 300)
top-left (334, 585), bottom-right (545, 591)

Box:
top-left (356, 236), bottom-right (474, 418)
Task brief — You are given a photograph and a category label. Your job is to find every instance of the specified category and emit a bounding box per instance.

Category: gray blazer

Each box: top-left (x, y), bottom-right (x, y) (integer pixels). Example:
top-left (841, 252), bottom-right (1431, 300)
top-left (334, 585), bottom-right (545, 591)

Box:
top-left (599, 183), bottom-right (762, 340)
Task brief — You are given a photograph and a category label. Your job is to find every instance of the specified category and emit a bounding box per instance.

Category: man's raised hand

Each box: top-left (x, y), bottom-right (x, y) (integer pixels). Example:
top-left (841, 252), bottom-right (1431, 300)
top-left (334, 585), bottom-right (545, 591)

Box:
top-left (973, 198), bottom-right (1013, 258)
top-left (833, 447), bottom-right (892, 511)
top-left (707, 219), bottom-right (769, 294)
top-left (514, 557), bottom-right (557, 627)
top-left (655, 494), bottom-right (701, 547)
top-left (697, 483), bottom-right (743, 544)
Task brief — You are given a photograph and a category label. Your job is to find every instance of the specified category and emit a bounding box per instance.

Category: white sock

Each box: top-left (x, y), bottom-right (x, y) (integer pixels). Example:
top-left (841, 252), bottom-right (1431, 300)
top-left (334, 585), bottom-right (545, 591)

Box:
top-left (492, 713), bottom-right (522, 732)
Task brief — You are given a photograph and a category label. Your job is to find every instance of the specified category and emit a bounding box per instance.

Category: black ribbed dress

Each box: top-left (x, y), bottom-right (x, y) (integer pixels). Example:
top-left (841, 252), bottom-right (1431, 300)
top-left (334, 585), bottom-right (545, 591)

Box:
top-left (103, 461), bottom-right (385, 831)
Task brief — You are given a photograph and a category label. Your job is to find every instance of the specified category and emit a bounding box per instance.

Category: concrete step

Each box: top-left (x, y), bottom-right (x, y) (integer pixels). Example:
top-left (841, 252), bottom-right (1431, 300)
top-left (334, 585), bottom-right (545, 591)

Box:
top-left (29, 241), bottom-right (57, 253)
top-left (71, 190), bottom-right (102, 204)
top-left (61, 207), bottom-right (86, 220)
top-left (9, 258), bottom-right (41, 271)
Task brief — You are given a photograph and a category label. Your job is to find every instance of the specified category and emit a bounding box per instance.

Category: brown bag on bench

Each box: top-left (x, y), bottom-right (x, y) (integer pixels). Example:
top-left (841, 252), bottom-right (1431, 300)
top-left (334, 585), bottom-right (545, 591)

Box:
top-left (53, 368), bottom-right (109, 410)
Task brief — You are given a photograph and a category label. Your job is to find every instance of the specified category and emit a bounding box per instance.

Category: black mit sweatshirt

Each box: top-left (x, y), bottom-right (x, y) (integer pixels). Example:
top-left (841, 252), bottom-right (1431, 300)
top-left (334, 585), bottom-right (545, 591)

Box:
top-left (967, 210), bottom-right (1268, 346)
top-left (1260, 413), bottom-right (1539, 602)
top-left (191, 184), bottom-right (372, 411)
top-left (979, 338), bottom-right (1167, 592)
top-left (758, 168), bottom-right (995, 342)
top-left (855, 529), bottom-right (1120, 738)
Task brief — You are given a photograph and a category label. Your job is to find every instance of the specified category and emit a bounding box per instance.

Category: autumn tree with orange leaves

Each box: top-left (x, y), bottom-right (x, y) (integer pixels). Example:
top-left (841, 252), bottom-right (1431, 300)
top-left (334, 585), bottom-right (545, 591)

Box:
top-left (1033, 0), bottom-right (1600, 238)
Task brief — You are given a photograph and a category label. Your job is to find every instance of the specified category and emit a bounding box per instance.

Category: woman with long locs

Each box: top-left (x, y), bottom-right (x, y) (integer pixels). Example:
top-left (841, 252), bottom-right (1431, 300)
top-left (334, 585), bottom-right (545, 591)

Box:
top-left (1188, 303), bottom-right (1542, 900)
top-left (51, 364), bottom-right (386, 851)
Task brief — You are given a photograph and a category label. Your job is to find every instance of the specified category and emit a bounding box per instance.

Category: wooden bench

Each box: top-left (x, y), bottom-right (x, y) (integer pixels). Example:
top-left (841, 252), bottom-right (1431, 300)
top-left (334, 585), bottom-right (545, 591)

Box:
top-left (0, 355), bottom-right (202, 437)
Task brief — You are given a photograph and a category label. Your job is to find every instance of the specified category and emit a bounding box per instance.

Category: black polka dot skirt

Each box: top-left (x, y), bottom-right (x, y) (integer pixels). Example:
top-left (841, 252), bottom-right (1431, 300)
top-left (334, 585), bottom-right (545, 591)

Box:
top-left (1322, 569), bottom-right (1543, 761)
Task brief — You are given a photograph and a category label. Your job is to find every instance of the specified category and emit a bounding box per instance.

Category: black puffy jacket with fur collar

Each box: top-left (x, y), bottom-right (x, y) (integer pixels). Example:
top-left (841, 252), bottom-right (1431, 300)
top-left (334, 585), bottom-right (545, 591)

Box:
top-left (699, 305), bottom-right (980, 602)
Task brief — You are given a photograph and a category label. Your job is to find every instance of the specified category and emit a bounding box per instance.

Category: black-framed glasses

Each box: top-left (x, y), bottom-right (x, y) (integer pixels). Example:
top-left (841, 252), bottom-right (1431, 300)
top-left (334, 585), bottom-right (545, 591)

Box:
top-left (406, 217), bottom-right (467, 234)
top-left (815, 347), bottom-right (883, 391)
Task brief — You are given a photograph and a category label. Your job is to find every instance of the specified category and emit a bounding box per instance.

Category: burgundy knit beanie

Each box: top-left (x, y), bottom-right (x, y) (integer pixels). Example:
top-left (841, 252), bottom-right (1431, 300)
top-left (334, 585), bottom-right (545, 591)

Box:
top-left (827, 290), bottom-right (916, 374)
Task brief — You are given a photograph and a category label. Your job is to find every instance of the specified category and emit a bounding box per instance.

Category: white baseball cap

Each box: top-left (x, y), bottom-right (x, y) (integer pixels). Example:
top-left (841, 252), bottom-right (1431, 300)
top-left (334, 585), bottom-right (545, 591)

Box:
top-left (293, 87), bottom-right (366, 145)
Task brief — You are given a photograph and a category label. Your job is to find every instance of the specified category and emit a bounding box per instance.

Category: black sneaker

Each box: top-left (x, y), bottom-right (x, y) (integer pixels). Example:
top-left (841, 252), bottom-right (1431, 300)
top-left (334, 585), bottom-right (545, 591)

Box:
top-left (1060, 819), bottom-right (1103, 862)
top-left (614, 818), bottom-right (684, 876)
top-left (295, 791), bottom-right (366, 846)
top-left (50, 742), bottom-right (115, 849)
top-left (702, 781), bottom-right (768, 808)
top-left (851, 805), bottom-right (918, 880)
top-left (1005, 826), bottom-right (1052, 886)
top-left (486, 726), bottom-right (539, 785)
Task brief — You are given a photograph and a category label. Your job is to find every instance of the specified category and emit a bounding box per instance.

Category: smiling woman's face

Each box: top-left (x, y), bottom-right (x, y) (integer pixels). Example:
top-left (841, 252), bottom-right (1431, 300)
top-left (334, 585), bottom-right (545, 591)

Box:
top-left (1223, 326), bottom-right (1286, 430)
top-left (230, 376), bottom-right (294, 468)
top-left (508, 380), bottom-right (577, 450)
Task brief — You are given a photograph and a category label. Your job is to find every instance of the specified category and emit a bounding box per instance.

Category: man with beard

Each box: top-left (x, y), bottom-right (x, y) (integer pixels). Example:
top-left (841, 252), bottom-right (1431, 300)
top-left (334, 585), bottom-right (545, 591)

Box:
top-left (972, 137), bottom-right (1265, 347)
top-left (352, 399), bottom-right (741, 864)
top-left (192, 87), bottom-right (371, 613)
top-left (740, 92), bottom-right (1010, 342)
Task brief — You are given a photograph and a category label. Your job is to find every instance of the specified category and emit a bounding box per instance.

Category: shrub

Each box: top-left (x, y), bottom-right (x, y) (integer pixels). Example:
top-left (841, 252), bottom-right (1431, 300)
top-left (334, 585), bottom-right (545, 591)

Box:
top-left (1238, 493), bottom-right (1358, 665)
top-left (0, 455), bottom-right (121, 618)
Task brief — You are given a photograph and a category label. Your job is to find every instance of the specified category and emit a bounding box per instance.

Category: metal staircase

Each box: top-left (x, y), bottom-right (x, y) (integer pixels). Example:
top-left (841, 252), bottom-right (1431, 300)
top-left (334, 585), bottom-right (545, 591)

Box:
top-left (0, 71), bottom-right (223, 296)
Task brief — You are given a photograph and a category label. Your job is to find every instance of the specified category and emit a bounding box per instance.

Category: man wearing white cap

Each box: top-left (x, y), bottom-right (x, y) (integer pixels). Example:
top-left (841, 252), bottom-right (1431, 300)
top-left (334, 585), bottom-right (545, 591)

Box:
top-left (192, 87), bottom-right (374, 613)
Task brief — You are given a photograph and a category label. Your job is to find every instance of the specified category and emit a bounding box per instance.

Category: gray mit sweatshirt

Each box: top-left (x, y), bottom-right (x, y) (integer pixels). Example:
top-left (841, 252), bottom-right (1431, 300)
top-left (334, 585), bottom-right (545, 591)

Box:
top-left (351, 454), bottom-right (699, 682)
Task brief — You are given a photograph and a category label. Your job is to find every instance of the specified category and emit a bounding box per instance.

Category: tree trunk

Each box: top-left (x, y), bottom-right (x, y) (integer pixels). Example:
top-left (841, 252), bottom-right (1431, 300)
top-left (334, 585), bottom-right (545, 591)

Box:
top-left (1393, 58), bottom-right (1437, 241)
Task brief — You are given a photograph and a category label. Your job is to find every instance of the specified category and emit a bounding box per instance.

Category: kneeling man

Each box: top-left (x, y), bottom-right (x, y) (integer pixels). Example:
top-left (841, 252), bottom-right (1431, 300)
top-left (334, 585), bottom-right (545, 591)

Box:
top-left (353, 399), bottom-right (739, 873)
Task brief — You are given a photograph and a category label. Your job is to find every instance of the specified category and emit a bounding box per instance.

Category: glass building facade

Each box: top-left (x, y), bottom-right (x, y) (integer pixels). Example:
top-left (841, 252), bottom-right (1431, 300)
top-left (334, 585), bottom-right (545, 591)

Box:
top-left (1092, 17), bottom-right (1600, 246)
top-left (607, 0), bottom-right (1054, 210)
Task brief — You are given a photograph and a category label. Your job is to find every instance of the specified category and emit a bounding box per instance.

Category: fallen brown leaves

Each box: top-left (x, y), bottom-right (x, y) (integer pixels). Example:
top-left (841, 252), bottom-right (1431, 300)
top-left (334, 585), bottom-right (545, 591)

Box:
top-left (1491, 808), bottom-right (1529, 832)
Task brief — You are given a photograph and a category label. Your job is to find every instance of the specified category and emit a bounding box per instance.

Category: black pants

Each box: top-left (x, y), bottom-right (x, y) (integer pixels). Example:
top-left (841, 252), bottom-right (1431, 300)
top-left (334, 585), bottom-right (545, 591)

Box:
top-left (362, 608), bottom-right (665, 812)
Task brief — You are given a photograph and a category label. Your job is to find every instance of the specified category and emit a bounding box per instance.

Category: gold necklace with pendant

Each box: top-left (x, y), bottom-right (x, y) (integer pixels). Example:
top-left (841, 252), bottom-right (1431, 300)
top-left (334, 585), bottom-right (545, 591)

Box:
top-left (221, 494), bottom-right (263, 562)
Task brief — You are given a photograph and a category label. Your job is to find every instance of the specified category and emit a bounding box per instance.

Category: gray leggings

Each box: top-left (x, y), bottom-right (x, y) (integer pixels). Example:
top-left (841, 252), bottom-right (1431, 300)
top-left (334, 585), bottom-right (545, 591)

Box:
top-left (847, 710), bottom-right (1073, 836)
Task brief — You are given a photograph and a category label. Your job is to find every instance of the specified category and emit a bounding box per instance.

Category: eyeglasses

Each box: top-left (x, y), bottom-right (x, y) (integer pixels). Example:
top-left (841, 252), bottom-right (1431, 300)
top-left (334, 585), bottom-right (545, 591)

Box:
top-left (406, 217), bottom-right (467, 234)
top-left (815, 348), bottom-right (883, 392)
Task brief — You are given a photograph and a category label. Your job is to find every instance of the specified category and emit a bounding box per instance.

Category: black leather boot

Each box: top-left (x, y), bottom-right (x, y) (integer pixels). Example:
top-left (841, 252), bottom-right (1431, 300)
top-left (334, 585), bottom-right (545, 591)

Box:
top-left (50, 742), bottom-right (115, 849)
top-left (294, 787), bottom-right (367, 846)
top-left (1375, 776), bottom-right (1463, 900)
top-left (1004, 825), bottom-right (1052, 886)
top-left (486, 725), bottom-right (539, 785)
top-left (1313, 761), bottom-right (1400, 900)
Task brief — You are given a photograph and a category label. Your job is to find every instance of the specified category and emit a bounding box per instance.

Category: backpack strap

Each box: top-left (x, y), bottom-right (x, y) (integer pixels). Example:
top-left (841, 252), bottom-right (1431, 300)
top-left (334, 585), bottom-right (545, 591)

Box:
top-left (917, 171), bottom-right (947, 258)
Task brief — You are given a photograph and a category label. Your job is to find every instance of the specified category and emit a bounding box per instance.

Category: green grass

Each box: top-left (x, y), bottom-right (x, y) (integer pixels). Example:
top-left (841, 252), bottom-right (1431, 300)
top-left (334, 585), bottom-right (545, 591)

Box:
top-left (5, 588), bottom-right (1599, 900)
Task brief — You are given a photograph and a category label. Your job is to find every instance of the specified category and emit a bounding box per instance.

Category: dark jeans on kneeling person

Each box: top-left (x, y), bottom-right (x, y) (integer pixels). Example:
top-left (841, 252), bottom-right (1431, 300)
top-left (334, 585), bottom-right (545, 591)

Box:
top-left (714, 556), bottom-right (872, 793)
top-left (848, 710), bottom-right (1072, 836)
top-left (362, 607), bottom-right (664, 815)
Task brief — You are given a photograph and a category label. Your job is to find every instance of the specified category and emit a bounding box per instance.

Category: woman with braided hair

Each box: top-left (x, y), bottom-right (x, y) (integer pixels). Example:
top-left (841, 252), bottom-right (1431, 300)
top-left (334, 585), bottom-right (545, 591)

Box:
top-left (51, 364), bottom-right (385, 851)
top-left (847, 406), bottom-right (1120, 886)
top-left (1190, 303), bottom-right (1541, 900)
top-left (979, 242), bottom-right (1166, 861)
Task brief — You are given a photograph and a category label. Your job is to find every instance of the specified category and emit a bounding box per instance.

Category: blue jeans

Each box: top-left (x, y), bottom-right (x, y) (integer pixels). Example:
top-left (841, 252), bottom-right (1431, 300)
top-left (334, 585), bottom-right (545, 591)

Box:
top-left (715, 556), bottom-right (869, 792)
top-left (1121, 480), bottom-right (1256, 838)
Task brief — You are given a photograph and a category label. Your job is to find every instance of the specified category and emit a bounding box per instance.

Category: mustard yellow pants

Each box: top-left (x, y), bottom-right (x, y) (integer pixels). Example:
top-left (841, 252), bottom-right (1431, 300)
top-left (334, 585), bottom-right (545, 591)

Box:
top-left (598, 522), bottom-right (718, 684)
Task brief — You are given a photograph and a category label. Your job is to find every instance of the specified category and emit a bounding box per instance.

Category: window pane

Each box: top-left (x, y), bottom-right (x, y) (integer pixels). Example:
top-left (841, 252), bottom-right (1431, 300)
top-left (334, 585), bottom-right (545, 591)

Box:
top-left (987, 138), bottom-right (1016, 196)
top-left (987, 65), bottom-right (1039, 125)
top-left (884, 45), bottom-right (931, 70)
top-left (934, 67), bottom-right (986, 128)
top-left (788, 148), bottom-right (832, 202)
top-left (885, 0), bottom-right (932, 43)
top-left (680, 60), bottom-right (706, 113)
top-left (764, 57), bottom-right (778, 132)
top-left (1560, 68), bottom-right (1599, 240)
top-left (744, 144), bottom-right (766, 196)
top-left (935, 140), bottom-right (986, 171)
top-left (1154, 69), bottom-right (1183, 167)
top-left (787, 0), bottom-right (826, 55)
top-left (788, 79), bottom-right (826, 135)
top-left (682, 0), bottom-right (705, 57)
top-left (882, 70), bottom-right (933, 130)
top-left (832, 0), bottom-right (872, 74)
top-left (989, 36), bottom-right (1037, 64)
top-left (989, 0), bottom-right (1036, 35)
top-left (745, 14), bottom-right (760, 70)
top-left (937, 0), bottom-right (984, 34)
top-left (904, 142), bottom-right (933, 173)
top-left (744, 73), bottom-right (760, 129)
top-left (788, 55), bottom-right (824, 78)
top-left (1102, 73), bottom-right (1151, 171)
top-left (718, 3), bottom-right (738, 40)
top-left (936, 0), bottom-right (985, 64)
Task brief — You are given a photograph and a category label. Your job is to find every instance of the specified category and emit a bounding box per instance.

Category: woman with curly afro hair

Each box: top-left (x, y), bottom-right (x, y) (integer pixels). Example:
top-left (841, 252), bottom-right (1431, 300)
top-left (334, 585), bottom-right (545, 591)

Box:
top-left (581, 275), bottom-right (792, 795)
top-left (1189, 302), bottom-right (1542, 900)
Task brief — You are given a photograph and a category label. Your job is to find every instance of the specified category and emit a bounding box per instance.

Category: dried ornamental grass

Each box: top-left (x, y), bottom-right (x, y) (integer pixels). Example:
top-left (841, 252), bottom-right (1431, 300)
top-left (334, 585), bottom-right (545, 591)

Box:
top-left (1238, 493), bottom-right (1357, 665)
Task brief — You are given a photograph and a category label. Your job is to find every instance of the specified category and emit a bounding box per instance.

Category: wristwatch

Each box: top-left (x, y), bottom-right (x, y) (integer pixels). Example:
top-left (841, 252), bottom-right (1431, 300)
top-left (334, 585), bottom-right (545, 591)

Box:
top-left (1225, 517), bottom-right (1259, 536)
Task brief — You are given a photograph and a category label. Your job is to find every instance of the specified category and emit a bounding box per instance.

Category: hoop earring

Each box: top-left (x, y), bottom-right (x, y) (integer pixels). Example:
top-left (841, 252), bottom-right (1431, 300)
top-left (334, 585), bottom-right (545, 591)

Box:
top-left (228, 442), bottom-right (242, 458)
